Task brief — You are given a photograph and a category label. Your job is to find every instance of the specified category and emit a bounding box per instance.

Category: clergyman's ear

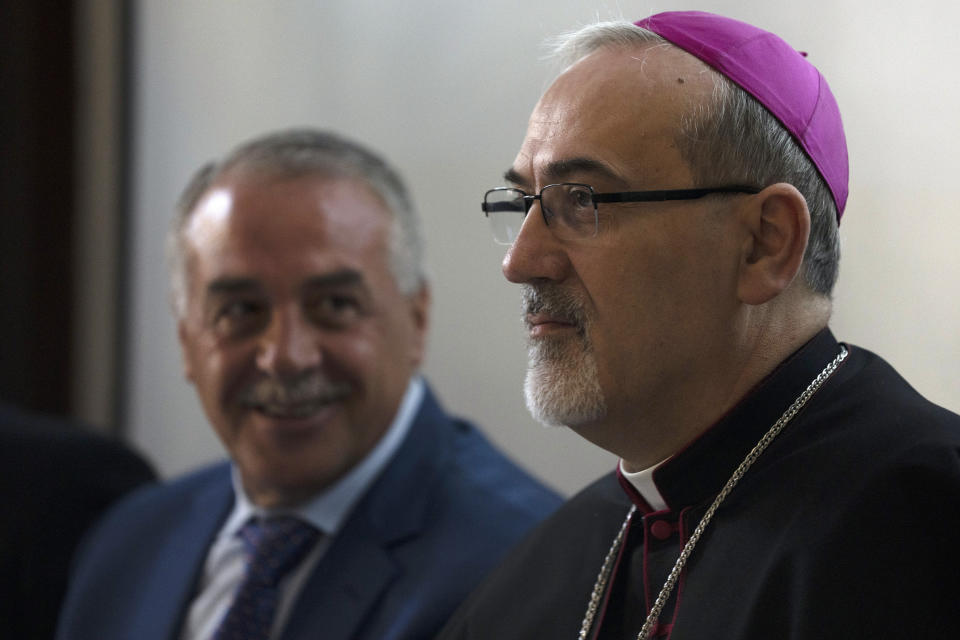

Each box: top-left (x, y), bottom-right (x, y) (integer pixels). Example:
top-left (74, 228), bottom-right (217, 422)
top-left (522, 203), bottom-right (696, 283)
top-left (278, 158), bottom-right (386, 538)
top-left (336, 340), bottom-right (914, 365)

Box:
top-left (736, 183), bottom-right (810, 305)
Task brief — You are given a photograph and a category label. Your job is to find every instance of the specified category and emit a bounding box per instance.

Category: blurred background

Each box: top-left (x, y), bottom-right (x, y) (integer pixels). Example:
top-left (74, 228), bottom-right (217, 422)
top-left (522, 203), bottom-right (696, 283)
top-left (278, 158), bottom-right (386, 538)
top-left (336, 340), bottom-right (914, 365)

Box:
top-left (4, 0), bottom-right (958, 496)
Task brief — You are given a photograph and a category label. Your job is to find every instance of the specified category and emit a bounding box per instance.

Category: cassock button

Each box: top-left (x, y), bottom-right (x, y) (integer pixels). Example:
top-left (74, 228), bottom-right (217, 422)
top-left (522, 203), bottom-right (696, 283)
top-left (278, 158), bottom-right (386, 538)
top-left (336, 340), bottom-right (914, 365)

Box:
top-left (650, 519), bottom-right (674, 540)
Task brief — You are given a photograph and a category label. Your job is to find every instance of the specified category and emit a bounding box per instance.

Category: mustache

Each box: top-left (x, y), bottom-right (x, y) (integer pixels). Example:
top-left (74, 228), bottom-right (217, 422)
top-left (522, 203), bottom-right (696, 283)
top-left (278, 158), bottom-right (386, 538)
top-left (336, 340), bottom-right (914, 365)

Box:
top-left (521, 284), bottom-right (588, 335)
top-left (237, 371), bottom-right (351, 408)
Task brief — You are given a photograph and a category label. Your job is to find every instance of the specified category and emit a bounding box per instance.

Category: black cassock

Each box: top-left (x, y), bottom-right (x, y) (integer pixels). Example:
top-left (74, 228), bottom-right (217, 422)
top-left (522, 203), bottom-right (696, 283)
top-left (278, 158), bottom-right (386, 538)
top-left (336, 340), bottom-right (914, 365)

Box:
top-left (439, 329), bottom-right (960, 639)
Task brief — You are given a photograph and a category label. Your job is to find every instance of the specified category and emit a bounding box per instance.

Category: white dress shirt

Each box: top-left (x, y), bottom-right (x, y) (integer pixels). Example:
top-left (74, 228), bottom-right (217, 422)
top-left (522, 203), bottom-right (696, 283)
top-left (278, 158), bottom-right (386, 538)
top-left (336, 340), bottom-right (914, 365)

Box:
top-left (180, 377), bottom-right (425, 640)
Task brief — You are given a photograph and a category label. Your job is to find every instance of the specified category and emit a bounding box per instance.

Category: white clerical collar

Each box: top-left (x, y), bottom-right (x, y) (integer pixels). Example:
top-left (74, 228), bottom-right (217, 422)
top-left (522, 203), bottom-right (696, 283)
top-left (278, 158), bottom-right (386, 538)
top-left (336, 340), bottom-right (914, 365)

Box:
top-left (619, 457), bottom-right (669, 512)
top-left (224, 376), bottom-right (425, 537)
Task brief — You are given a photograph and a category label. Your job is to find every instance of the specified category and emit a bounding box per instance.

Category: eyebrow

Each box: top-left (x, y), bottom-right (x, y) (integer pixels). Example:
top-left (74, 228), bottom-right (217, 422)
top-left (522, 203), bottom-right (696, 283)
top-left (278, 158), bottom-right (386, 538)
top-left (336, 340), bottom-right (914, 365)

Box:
top-left (503, 167), bottom-right (530, 188)
top-left (503, 157), bottom-right (626, 189)
top-left (206, 277), bottom-right (261, 297)
top-left (205, 269), bottom-right (366, 298)
top-left (302, 269), bottom-right (365, 290)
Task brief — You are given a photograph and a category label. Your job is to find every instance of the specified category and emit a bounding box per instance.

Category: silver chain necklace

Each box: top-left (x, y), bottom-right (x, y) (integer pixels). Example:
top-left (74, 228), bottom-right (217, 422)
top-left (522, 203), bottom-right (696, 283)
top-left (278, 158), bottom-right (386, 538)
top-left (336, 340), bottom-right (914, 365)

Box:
top-left (578, 346), bottom-right (849, 640)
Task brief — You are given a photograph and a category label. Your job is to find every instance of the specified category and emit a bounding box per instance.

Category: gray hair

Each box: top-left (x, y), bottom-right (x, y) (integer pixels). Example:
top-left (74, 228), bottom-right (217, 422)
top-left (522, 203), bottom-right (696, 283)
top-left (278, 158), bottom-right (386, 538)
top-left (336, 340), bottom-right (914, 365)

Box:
top-left (167, 129), bottom-right (426, 317)
top-left (549, 22), bottom-right (840, 297)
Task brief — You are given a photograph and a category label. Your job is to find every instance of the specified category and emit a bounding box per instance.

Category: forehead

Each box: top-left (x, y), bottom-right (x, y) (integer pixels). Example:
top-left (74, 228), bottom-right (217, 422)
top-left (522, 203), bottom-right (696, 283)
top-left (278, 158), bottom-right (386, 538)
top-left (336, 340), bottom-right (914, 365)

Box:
top-left (182, 170), bottom-right (394, 282)
top-left (513, 43), bottom-right (714, 187)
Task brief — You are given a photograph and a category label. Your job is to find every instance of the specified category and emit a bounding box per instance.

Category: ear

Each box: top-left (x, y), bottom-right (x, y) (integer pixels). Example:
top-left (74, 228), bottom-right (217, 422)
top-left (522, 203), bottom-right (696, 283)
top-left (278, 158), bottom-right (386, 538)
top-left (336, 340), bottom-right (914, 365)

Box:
top-left (736, 183), bottom-right (810, 305)
top-left (406, 282), bottom-right (431, 367)
top-left (177, 319), bottom-right (197, 384)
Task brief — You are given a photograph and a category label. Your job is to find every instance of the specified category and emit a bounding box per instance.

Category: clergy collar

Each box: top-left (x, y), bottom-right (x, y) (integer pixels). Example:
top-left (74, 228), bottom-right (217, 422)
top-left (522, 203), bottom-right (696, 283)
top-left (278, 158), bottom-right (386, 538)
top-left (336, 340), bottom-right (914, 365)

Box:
top-left (618, 458), bottom-right (669, 513)
top-left (641, 328), bottom-right (843, 512)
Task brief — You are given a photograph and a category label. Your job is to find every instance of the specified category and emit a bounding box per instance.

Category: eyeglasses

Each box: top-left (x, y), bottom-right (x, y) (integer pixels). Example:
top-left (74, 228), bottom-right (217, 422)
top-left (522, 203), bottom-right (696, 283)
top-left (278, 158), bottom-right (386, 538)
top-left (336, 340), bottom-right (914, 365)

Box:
top-left (481, 183), bottom-right (761, 245)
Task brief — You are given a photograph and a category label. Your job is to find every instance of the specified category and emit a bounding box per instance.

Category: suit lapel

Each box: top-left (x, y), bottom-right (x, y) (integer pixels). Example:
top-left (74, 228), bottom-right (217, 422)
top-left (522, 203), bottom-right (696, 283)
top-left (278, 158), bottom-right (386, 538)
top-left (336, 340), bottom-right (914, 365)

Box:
top-left (280, 523), bottom-right (399, 640)
top-left (132, 465), bottom-right (234, 640)
top-left (280, 386), bottom-right (453, 640)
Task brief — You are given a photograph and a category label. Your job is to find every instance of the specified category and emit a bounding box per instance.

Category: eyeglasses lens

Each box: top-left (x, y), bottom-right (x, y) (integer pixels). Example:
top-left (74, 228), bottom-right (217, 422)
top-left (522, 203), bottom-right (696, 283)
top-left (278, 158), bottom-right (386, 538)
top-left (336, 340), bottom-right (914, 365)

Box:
top-left (485, 188), bottom-right (526, 245)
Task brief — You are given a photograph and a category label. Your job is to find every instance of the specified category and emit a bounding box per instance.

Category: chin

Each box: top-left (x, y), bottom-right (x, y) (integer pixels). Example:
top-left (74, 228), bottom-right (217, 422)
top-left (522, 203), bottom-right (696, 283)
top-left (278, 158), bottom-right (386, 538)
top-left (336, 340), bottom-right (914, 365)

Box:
top-left (523, 343), bottom-right (607, 429)
top-left (523, 371), bottom-right (607, 429)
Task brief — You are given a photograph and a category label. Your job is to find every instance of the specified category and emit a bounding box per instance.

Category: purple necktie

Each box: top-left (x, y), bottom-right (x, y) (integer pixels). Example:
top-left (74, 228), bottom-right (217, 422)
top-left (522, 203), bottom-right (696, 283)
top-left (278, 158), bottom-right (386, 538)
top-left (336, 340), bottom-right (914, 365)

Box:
top-left (213, 516), bottom-right (321, 640)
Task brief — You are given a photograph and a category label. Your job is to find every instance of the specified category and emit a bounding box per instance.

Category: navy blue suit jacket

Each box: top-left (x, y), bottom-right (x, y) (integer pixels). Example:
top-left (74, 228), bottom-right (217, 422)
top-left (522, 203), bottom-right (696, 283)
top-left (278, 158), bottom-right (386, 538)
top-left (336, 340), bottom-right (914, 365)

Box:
top-left (56, 386), bottom-right (561, 640)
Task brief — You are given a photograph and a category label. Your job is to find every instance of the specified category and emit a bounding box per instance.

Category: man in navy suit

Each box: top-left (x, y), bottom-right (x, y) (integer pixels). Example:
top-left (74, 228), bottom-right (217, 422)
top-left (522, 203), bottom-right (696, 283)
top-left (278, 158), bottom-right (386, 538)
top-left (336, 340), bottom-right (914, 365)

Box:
top-left (56, 129), bottom-right (560, 640)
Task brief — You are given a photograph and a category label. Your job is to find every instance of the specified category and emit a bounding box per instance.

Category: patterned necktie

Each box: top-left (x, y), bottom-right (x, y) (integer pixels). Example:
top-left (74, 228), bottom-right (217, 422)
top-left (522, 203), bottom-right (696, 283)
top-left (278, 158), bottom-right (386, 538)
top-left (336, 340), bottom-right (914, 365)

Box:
top-left (213, 516), bottom-right (321, 640)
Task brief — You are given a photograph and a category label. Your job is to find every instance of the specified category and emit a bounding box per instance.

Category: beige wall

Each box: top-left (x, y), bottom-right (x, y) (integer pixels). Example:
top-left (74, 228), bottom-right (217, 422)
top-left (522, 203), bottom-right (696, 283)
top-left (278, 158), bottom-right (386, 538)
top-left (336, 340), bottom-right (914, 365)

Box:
top-left (124, 0), bottom-right (960, 495)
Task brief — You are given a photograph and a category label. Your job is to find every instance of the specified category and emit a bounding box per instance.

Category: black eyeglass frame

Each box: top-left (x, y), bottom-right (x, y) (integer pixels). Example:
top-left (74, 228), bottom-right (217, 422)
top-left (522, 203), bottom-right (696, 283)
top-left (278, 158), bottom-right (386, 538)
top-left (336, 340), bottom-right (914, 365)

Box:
top-left (482, 183), bottom-right (762, 216)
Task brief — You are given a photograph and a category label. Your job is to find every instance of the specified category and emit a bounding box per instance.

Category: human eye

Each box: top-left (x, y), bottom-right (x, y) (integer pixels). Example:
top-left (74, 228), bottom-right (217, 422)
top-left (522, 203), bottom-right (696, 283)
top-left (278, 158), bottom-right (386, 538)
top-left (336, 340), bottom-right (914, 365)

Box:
top-left (551, 184), bottom-right (596, 232)
top-left (307, 292), bottom-right (362, 328)
top-left (568, 184), bottom-right (594, 208)
top-left (212, 298), bottom-right (268, 337)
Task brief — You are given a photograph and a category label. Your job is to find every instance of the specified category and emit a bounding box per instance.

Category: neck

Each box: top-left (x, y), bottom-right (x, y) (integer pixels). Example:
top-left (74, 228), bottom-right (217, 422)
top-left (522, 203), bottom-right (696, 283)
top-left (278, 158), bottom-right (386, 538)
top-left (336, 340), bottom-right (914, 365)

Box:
top-left (603, 291), bottom-right (831, 470)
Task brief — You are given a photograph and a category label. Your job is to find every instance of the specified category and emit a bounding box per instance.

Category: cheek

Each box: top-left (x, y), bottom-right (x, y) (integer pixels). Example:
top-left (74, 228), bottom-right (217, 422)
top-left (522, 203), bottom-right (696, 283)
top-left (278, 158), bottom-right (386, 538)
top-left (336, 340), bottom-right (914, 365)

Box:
top-left (578, 249), bottom-right (666, 321)
top-left (580, 252), bottom-right (701, 358)
top-left (330, 318), bottom-right (419, 394)
top-left (192, 342), bottom-right (256, 408)
top-left (318, 328), bottom-right (382, 382)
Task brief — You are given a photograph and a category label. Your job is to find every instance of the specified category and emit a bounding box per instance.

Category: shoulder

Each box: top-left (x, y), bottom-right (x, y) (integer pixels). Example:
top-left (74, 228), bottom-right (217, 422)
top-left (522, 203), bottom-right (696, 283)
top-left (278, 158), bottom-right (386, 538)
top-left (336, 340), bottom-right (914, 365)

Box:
top-left (437, 472), bottom-right (628, 640)
top-left (782, 346), bottom-right (960, 626)
top-left (387, 402), bottom-right (562, 563)
top-left (830, 343), bottom-right (960, 432)
top-left (794, 343), bottom-right (960, 474)
top-left (810, 342), bottom-right (960, 506)
top-left (761, 340), bottom-right (960, 495)
top-left (377, 384), bottom-right (565, 565)
top-left (429, 423), bottom-right (564, 555)
top-left (64, 461), bottom-right (232, 595)
top-left (323, 390), bottom-right (564, 640)
top-left (755, 342), bottom-right (960, 557)
top-left (442, 414), bottom-right (562, 519)
top-left (66, 461), bottom-right (231, 580)
top-left (89, 462), bottom-right (231, 536)
top-left (403, 385), bottom-right (563, 527)
top-left (57, 462), bottom-right (234, 639)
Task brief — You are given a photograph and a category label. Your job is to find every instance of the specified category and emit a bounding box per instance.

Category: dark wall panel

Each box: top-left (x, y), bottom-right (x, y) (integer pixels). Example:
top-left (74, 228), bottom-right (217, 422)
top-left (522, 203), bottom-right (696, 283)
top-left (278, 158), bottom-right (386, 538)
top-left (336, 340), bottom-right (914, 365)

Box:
top-left (0, 2), bottom-right (77, 414)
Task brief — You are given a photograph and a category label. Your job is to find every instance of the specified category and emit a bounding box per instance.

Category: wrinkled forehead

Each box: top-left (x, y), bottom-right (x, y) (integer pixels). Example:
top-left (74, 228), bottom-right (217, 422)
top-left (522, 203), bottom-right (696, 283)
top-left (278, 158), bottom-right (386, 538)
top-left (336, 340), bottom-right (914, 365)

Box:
top-left (514, 44), bottom-right (715, 186)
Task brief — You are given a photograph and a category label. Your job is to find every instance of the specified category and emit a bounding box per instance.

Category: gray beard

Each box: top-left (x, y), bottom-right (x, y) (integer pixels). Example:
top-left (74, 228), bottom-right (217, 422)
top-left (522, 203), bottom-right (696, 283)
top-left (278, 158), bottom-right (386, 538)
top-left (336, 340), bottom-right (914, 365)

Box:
top-left (523, 328), bottom-right (607, 428)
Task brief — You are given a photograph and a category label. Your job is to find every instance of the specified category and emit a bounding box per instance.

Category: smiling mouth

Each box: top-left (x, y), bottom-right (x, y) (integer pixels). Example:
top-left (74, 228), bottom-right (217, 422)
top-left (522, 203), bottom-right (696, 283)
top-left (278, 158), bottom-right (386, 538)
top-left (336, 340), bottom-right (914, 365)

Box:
top-left (255, 398), bottom-right (337, 419)
top-left (243, 383), bottom-right (352, 420)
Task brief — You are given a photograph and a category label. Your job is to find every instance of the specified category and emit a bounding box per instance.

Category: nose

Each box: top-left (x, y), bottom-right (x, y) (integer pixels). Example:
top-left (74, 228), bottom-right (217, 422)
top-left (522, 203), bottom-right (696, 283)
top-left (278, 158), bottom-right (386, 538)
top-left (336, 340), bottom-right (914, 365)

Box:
top-left (501, 201), bottom-right (570, 284)
top-left (255, 304), bottom-right (322, 377)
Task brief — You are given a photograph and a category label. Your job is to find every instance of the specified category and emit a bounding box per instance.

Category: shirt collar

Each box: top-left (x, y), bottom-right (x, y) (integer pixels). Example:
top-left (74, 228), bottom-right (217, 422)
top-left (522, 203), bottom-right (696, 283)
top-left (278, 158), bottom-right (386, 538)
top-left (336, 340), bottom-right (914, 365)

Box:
top-left (642, 328), bottom-right (843, 511)
top-left (222, 376), bottom-right (425, 537)
top-left (619, 458), bottom-right (668, 512)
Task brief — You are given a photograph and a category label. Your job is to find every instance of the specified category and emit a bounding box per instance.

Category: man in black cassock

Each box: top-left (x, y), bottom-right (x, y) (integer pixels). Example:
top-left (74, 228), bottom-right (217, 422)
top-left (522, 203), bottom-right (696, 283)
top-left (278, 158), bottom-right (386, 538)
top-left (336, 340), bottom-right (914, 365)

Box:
top-left (439, 10), bottom-right (960, 640)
